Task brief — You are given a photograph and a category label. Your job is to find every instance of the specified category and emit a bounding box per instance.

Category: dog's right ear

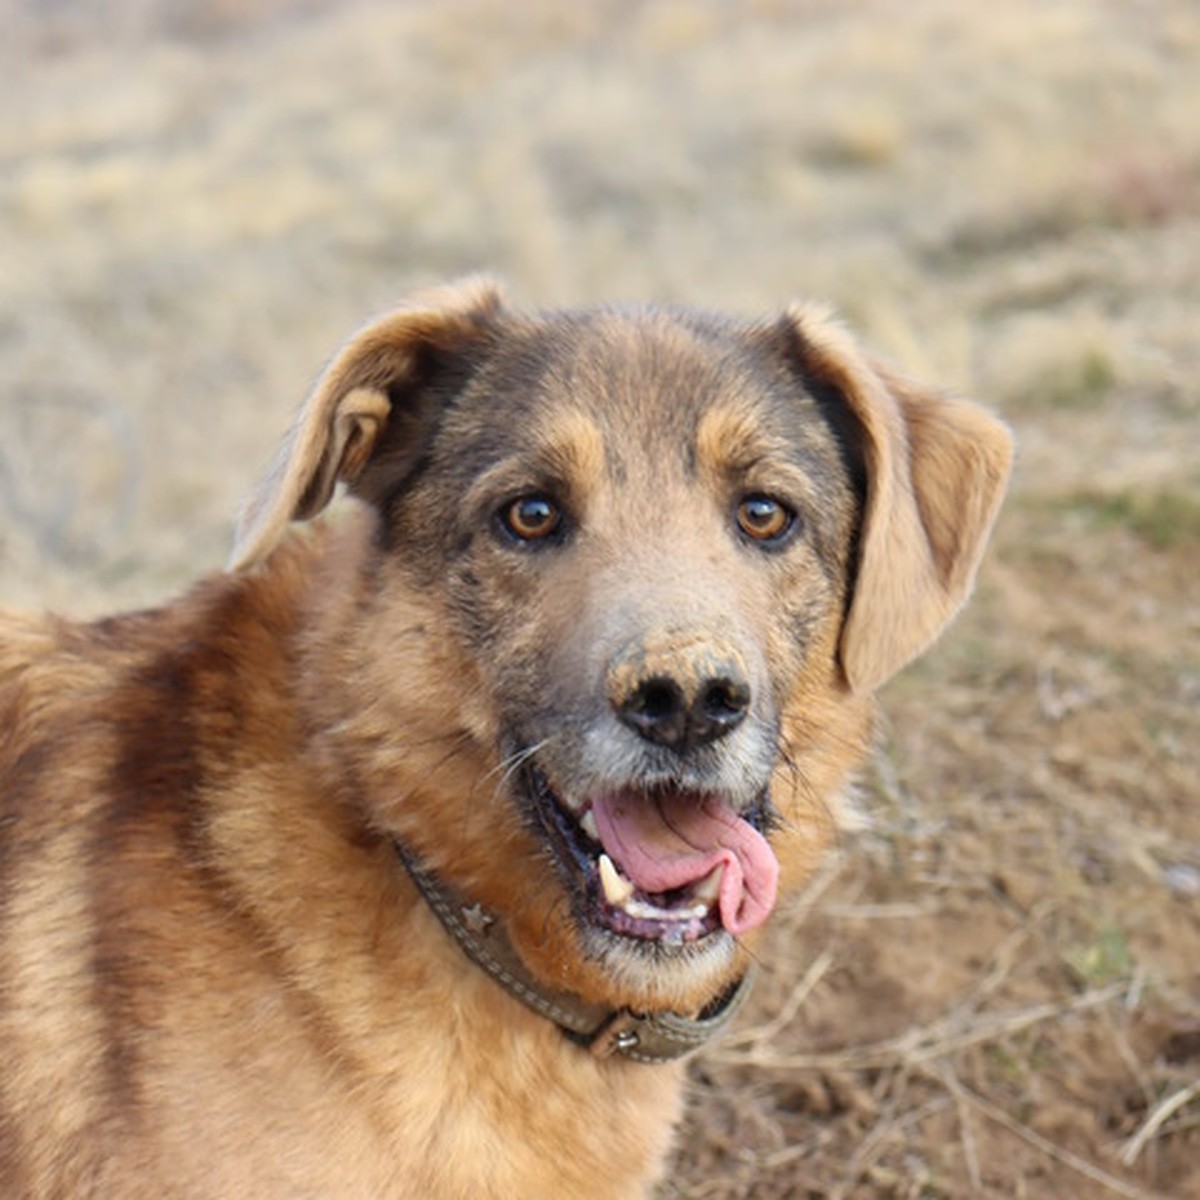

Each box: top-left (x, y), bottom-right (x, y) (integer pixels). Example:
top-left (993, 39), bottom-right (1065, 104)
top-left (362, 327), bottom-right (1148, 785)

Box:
top-left (780, 303), bottom-right (1013, 693)
top-left (228, 278), bottom-right (503, 571)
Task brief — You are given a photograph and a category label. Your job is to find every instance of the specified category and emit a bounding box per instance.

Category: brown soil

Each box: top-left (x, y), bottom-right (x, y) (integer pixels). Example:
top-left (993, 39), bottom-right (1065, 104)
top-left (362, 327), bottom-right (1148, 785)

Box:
top-left (2, 2), bottom-right (1197, 1196)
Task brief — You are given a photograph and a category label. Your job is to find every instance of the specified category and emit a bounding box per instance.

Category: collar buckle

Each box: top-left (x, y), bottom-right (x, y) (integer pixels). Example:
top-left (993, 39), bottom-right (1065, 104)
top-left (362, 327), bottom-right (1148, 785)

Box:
top-left (587, 1010), bottom-right (644, 1059)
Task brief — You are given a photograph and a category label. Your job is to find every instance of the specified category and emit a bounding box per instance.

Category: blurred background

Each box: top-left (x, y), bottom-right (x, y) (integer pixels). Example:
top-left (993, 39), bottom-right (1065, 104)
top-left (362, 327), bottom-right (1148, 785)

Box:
top-left (1, 1), bottom-right (1197, 1195)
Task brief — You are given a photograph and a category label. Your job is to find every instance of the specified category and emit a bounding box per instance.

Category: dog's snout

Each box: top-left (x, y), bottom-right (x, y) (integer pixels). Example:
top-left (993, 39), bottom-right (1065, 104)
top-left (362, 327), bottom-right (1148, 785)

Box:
top-left (612, 660), bottom-right (751, 753)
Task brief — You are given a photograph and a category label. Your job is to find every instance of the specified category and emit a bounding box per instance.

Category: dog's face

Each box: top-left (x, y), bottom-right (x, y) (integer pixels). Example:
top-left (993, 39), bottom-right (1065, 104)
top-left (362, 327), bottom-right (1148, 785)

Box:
top-left (377, 310), bottom-right (863, 999)
top-left (232, 280), bottom-right (1011, 1014)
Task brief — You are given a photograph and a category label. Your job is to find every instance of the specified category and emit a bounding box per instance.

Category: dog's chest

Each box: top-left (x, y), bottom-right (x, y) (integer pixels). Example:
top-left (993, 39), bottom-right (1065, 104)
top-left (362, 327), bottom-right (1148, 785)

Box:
top-left (362, 963), bottom-right (691, 1198)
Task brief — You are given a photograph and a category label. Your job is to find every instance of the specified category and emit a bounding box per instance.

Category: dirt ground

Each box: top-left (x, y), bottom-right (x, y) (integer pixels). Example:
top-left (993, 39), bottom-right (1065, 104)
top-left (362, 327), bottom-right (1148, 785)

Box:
top-left (1, 2), bottom-right (1198, 1196)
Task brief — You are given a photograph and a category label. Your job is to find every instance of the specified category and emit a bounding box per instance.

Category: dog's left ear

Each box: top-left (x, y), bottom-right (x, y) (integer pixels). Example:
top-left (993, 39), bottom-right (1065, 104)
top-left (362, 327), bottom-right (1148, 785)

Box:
top-left (782, 304), bottom-right (1014, 693)
top-left (229, 277), bottom-right (503, 571)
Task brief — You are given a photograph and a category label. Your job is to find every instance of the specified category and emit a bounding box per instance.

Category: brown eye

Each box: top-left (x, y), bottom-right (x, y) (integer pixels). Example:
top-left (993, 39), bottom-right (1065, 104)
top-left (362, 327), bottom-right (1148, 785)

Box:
top-left (736, 495), bottom-right (794, 543)
top-left (501, 495), bottom-right (562, 541)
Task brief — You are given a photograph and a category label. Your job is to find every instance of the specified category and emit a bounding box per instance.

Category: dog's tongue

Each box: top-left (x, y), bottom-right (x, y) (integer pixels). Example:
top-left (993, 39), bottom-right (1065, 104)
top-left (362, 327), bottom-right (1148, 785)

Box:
top-left (591, 792), bottom-right (778, 936)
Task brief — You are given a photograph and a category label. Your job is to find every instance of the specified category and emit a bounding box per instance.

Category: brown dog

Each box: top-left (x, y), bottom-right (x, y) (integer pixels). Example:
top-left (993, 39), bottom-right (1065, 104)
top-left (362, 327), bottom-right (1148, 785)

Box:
top-left (0, 279), bottom-right (1011, 1198)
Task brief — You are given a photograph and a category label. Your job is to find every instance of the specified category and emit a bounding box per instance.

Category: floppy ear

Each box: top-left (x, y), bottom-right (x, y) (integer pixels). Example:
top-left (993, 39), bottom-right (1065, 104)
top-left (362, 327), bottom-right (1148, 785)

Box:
top-left (784, 304), bottom-right (1014, 693)
top-left (229, 277), bottom-right (503, 571)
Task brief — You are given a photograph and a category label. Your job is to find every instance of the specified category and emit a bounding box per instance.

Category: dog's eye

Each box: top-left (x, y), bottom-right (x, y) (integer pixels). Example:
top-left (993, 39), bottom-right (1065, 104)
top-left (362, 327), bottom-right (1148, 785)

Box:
top-left (736, 495), bottom-right (794, 543)
top-left (500, 495), bottom-right (562, 542)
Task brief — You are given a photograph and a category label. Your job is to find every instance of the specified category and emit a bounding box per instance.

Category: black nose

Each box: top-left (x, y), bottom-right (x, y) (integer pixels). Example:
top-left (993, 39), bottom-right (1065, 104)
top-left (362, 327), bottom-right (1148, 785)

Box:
top-left (616, 672), bottom-right (750, 752)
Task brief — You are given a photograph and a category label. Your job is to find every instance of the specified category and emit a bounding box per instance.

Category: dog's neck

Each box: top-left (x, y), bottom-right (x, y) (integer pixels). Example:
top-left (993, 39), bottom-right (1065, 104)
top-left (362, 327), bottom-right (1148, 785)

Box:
top-left (392, 840), bottom-right (754, 1064)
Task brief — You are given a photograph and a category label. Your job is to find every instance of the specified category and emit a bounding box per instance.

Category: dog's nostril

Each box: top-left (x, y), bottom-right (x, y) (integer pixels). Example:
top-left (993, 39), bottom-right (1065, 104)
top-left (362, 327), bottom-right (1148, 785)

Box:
top-left (700, 678), bottom-right (751, 725)
top-left (624, 677), bottom-right (685, 722)
top-left (617, 677), bottom-right (688, 748)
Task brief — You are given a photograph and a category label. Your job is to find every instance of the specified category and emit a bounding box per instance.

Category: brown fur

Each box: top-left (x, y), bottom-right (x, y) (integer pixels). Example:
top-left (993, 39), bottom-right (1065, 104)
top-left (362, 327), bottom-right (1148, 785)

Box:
top-left (0, 280), bottom-right (1011, 1198)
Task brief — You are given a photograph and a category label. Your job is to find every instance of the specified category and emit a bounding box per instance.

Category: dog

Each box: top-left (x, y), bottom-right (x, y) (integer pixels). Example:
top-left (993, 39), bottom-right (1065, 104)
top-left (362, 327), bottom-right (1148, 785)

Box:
top-left (0, 279), bottom-right (1011, 1198)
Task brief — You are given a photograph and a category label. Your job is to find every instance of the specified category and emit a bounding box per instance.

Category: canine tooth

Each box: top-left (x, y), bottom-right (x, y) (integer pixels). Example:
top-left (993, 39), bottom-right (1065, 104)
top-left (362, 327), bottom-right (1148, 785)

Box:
top-left (598, 854), bottom-right (634, 907)
top-left (579, 809), bottom-right (599, 841)
top-left (693, 863), bottom-right (724, 906)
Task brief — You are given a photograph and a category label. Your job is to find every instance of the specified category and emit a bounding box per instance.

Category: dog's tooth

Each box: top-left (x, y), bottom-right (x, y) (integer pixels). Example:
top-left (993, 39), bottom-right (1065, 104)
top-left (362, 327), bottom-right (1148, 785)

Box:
top-left (623, 897), bottom-right (707, 923)
top-left (598, 853), bottom-right (634, 907)
top-left (579, 808), bottom-right (599, 841)
top-left (693, 863), bottom-right (724, 906)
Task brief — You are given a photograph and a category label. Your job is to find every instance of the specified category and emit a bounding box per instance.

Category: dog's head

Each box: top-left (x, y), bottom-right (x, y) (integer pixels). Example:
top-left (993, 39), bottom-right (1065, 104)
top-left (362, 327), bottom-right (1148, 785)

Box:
top-left (230, 279), bottom-right (1011, 1013)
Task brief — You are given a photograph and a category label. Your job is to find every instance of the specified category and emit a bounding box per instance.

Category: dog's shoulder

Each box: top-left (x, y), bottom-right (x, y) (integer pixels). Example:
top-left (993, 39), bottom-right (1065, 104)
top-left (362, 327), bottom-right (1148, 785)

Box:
top-left (0, 535), bottom-right (327, 821)
top-left (0, 608), bottom-right (122, 778)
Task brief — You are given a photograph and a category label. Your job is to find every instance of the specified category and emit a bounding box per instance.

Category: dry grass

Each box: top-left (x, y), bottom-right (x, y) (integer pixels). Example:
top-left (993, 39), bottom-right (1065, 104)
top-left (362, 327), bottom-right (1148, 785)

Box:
top-left (2, 1), bottom-right (1198, 1195)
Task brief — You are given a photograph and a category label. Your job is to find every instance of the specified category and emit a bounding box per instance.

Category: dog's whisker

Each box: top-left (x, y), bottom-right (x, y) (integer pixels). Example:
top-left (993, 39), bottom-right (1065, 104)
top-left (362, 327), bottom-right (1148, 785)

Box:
top-left (467, 736), bottom-right (558, 807)
top-left (493, 738), bottom-right (555, 787)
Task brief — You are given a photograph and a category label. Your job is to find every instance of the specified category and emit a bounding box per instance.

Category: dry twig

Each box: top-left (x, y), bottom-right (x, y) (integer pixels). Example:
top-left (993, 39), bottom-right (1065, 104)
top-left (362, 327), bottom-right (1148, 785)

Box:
top-left (953, 1080), bottom-right (1160, 1200)
top-left (1121, 1079), bottom-right (1200, 1167)
top-left (711, 980), bottom-right (1133, 1071)
top-left (936, 1062), bottom-right (983, 1195)
top-left (722, 947), bottom-right (835, 1050)
top-left (828, 1090), bottom-right (950, 1200)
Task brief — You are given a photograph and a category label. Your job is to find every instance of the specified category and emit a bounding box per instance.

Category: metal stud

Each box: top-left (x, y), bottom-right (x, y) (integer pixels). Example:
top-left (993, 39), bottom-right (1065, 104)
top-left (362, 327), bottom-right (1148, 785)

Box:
top-left (461, 903), bottom-right (494, 936)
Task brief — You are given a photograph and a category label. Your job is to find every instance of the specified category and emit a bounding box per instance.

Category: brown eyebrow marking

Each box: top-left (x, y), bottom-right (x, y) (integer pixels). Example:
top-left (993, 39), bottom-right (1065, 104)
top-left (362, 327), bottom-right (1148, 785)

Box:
top-left (463, 407), bottom-right (608, 516)
top-left (531, 407), bottom-right (607, 497)
top-left (695, 401), bottom-right (794, 480)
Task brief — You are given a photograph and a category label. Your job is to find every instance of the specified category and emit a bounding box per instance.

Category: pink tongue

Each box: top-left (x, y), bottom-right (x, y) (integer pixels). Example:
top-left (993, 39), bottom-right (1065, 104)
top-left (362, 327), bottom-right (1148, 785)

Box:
top-left (590, 792), bottom-right (779, 937)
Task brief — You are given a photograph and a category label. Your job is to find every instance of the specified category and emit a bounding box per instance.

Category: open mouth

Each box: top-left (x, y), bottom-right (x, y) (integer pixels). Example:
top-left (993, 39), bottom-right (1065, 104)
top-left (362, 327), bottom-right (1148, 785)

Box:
top-left (527, 766), bottom-right (780, 949)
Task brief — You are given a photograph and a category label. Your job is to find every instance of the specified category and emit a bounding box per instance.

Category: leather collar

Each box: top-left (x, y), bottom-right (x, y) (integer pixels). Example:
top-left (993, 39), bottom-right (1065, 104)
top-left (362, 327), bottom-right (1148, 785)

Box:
top-left (393, 840), bottom-right (754, 1064)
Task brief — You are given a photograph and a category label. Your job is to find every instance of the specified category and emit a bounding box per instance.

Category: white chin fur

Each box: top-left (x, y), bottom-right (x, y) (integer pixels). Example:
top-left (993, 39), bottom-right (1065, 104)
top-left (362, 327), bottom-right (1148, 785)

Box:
top-left (582, 925), bottom-right (738, 1009)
